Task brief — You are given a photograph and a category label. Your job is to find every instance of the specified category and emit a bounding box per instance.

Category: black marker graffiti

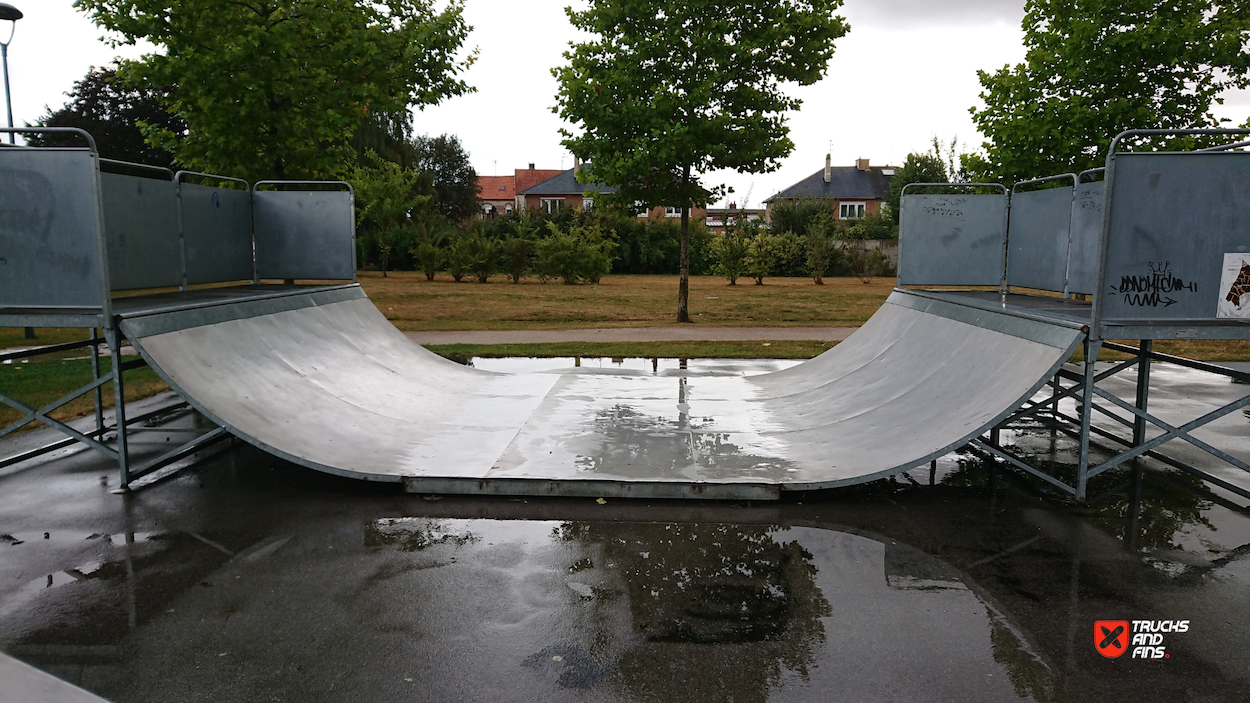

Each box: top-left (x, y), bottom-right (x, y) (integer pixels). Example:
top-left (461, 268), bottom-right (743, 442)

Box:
top-left (1113, 261), bottom-right (1196, 308)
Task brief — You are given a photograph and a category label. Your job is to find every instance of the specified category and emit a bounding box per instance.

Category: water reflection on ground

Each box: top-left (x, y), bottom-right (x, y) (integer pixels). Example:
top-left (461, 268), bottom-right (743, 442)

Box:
top-left (0, 359), bottom-right (1247, 702)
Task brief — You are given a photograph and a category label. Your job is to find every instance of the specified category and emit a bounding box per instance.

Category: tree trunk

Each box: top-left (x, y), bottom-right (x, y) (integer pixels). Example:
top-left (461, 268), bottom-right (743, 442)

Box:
top-left (677, 166), bottom-right (692, 323)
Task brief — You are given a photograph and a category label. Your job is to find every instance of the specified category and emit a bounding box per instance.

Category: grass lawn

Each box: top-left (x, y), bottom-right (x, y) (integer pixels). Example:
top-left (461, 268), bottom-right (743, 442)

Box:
top-left (0, 327), bottom-right (92, 349)
top-left (359, 271), bottom-right (896, 330)
top-left (0, 356), bottom-right (168, 431)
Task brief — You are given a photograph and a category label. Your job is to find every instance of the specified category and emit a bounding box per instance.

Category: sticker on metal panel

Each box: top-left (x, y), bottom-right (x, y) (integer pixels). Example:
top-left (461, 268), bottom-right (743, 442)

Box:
top-left (1217, 253), bottom-right (1250, 319)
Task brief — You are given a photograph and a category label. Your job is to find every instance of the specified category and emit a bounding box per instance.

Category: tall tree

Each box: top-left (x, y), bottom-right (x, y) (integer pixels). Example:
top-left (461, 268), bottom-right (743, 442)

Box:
top-left (554, 0), bottom-right (849, 322)
top-left (27, 65), bottom-right (185, 168)
top-left (77, 0), bottom-right (475, 182)
top-left (411, 134), bottom-right (480, 222)
top-left (971, 0), bottom-right (1250, 183)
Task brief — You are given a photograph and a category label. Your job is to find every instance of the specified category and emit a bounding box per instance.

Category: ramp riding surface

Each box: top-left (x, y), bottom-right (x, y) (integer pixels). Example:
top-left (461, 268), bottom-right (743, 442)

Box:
top-left (118, 287), bottom-right (1084, 499)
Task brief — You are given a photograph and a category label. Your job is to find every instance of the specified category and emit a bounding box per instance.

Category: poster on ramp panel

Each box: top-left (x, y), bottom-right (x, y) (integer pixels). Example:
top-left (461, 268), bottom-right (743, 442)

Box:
top-left (1218, 253), bottom-right (1250, 319)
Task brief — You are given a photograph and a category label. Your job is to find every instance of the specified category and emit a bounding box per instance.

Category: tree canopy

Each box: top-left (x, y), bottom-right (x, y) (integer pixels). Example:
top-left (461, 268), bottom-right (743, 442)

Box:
top-left (885, 152), bottom-right (950, 221)
top-left (970, 0), bottom-right (1250, 183)
top-left (27, 65), bottom-right (185, 168)
top-left (411, 134), bottom-right (479, 222)
top-left (77, 0), bottom-right (475, 182)
top-left (554, 0), bottom-right (849, 321)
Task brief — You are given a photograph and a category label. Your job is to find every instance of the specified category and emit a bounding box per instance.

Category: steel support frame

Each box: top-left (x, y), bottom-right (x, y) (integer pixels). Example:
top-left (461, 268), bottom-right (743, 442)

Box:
top-left (0, 331), bottom-right (231, 491)
top-left (980, 339), bottom-right (1250, 503)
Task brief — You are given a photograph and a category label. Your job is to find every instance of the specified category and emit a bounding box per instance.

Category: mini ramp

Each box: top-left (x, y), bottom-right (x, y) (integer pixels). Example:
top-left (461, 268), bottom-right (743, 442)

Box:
top-left (6, 127), bottom-right (1249, 501)
top-left (117, 287), bottom-right (1083, 499)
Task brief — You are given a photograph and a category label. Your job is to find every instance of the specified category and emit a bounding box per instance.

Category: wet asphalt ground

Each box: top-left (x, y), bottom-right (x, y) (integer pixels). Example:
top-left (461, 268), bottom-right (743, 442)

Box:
top-left (1, 358), bottom-right (1248, 703)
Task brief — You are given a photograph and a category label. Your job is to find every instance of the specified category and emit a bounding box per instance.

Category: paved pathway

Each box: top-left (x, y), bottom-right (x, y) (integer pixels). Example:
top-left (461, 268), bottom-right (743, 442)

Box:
top-left (404, 326), bottom-right (858, 345)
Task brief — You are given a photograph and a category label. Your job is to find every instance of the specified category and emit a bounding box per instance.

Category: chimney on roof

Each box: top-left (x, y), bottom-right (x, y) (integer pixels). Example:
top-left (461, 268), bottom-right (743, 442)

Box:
top-left (573, 155), bottom-right (581, 176)
top-left (528, 163), bottom-right (535, 170)
top-left (856, 158), bottom-right (870, 171)
top-left (824, 154), bottom-right (831, 183)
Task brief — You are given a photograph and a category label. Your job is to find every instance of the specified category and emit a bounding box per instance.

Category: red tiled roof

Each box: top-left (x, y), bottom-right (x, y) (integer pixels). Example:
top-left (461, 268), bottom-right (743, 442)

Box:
top-left (514, 168), bottom-right (564, 195)
top-left (477, 175), bottom-right (515, 200)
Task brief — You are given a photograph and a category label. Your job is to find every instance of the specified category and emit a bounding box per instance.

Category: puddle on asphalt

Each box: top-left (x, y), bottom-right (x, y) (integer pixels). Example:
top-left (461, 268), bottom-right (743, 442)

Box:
top-left (0, 358), bottom-right (1247, 702)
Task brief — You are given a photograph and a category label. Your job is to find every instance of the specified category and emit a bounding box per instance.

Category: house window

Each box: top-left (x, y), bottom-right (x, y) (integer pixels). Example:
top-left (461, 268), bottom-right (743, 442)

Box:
top-left (505, 204), bottom-right (513, 215)
top-left (541, 198), bottom-right (564, 214)
top-left (840, 201), bottom-right (866, 219)
top-left (665, 206), bottom-right (681, 218)
top-left (583, 197), bottom-right (594, 210)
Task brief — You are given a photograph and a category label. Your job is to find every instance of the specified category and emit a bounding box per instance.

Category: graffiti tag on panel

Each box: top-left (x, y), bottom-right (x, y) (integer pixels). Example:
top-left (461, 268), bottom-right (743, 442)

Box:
top-left (1113, 261), bottom-right (1197, 308)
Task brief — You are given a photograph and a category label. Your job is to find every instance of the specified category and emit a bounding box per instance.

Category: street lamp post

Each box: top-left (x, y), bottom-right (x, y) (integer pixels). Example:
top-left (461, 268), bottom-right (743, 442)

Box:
top-left (0, 3), bottom-right (21, 146)
top-left (1, 4), bottom-right (30, 339)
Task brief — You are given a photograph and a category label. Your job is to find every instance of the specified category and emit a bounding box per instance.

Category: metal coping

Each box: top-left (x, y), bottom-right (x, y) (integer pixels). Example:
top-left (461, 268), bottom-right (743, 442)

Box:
top-left (119, 285), bottom-right (364, 338)
top-left (0, 127), bottom-right (97, 152)
top-left (1011, 172), bottom-right (1077, 194)
top-left (253, 179), bottom-right (354, 193)
top-left (1078, 167), bottom-right (1105, 183)
top-left (900, 181), bottom-right (1008, 196)
top-left (175, 170), bottom-right (249, 190)
top-left (1109, 128), bottom-right (1250, 155)
top-left (99, 158), bottom-right (174, 180)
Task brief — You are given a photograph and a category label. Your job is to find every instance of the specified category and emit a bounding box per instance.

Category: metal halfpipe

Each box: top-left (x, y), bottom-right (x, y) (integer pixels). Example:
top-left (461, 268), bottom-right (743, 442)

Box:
top-left (117, 286), bottom-right (1084, 499)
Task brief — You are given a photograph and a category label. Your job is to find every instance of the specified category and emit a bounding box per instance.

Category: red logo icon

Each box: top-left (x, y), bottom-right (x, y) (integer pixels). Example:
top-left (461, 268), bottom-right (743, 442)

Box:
top-left (1095, 620), bottom-right (1130, 658)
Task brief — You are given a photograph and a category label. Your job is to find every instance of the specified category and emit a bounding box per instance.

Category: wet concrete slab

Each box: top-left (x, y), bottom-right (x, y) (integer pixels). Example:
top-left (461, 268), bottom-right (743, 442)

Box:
top-left (1, 358), bottom-right (1248, 702)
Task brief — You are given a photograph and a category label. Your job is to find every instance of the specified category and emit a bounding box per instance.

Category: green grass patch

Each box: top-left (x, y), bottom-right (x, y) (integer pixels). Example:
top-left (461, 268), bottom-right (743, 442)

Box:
top-left (1069, 339), bottom-right (1250, 363)
top-left (0, 327), bottom-right (93, 350)
top-left (425, 339), bottom-right (838, 361)
top-left (362, 272), bottom-right (894, 331)
top-left (0, 356), bottom-right (168, 431)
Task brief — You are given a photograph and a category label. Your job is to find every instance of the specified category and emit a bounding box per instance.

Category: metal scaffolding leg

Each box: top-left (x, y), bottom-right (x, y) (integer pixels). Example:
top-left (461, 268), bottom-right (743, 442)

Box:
top-left (1075, 338), bottom-right (1102, 502)
top-left (106, 326), bottom-right (132, 492)
top-left (90, 328), bottom-right (104, 438)
top-left (1133, 340), bottom-right (1152, 447)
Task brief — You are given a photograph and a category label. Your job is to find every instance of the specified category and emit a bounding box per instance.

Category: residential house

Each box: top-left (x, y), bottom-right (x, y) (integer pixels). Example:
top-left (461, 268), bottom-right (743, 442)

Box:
top-left (475, 164), bottom-right (563, 218)
top-left (517, 163), bottom-right (618, 213)
top-left (477, 175), bottom-right (515, 218)
top-left (764, 156), bottom-right (895, 222)
top-left (704, 203), bottom-right (764, 232)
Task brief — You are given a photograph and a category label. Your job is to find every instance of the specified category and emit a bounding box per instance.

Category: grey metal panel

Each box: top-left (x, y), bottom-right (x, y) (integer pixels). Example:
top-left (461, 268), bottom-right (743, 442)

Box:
top-left (121, 285), bottom-right (364, 337)
top-left (1101, 152), bottom-right (1250, 321)
top-left (1007, 186), bottom-right (1072, 292)
top-left (100, 171), bottom-right (181, 290)
top-left (1068, 181), bottom-right (1104, 295)
top-left (121, 288), bottom-right (1081, 496)
top-left (181, 182), bottom-right (254, 285)
top-left (898, 193), bottom-right (1007, 286)
top-left (254, 190), bottom-right (355, 280)
top-left (0, 149), bottom-right (107, 309)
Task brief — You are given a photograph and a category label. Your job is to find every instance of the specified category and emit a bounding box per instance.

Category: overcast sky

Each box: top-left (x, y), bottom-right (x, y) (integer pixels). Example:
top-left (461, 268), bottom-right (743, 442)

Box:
top-left (7, 1), bottom-right (1249, 206)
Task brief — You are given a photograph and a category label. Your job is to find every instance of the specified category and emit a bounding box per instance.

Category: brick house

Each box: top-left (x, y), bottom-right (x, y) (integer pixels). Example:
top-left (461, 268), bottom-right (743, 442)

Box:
top-left (517, 165), bottom-right (618, 214)
top-left (477, 175), bottom-right (515, 218)
top-left (476, 164), bottom-right (563, 218)
top-left (764, 156), bottom-right (895, 222)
